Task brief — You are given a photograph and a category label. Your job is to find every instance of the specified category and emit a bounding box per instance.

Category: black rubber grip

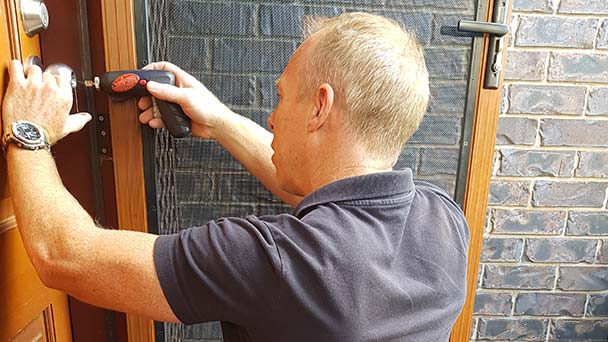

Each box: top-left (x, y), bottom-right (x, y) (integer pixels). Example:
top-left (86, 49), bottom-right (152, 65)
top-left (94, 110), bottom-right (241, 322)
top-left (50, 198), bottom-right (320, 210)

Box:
top-left (99, 70), bottom-right (192, 138)
top-left (157, 99), bottom-right (191, 138)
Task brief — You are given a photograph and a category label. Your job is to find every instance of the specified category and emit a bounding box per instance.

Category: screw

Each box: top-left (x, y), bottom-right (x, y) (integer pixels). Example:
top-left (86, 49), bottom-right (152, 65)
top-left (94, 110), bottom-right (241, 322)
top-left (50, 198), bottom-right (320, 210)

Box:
top-left (101, 131), bottom-right (107, 136)
top-left (101, 148), bottom-right (108, 154)
top-left (98, 115), bottom-right (105, 122)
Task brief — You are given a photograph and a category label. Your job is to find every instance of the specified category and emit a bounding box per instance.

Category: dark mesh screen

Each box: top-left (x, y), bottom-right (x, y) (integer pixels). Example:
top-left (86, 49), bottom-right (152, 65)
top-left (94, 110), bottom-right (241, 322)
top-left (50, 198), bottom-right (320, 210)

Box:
top-left (147, 1), bottom-right (479, 340)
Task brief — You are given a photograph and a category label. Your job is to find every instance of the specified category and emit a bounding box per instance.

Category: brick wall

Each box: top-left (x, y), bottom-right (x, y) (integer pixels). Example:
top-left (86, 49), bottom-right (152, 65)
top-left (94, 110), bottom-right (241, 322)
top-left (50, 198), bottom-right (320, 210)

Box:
top-left (471, 1), bottom-right (608, 341)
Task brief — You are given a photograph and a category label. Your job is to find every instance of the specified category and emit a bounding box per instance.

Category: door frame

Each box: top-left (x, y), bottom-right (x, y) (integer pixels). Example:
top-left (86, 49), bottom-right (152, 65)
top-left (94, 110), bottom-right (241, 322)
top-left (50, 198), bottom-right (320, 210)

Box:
top-left (100, 0), bottom-right (511, 341)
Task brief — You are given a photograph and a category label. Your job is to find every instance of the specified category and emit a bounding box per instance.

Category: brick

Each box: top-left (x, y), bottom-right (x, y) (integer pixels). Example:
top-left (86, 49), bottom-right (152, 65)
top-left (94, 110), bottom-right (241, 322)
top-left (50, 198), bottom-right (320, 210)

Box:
top-left (432, 14), bottom-right (475, 46)
top-left (587, 88), bottom-right (608, 116)
top-left (495, 117), bottom-right (537, 145)
top-left (515, 293), bottom-right (586, 316)
top-left (184, 322), bottom-right (222, 339)
top-left (552, 319), bottom-right (608, 341)
top-left (180, 203), bottom-right (256, 228)
top-left (256, 204), bottom-right (292, 216)
top-left (493, 209), bottom-right (566, 235)
top-left (481, 237), bottom-right (523, 262)
top-left (549, 53), bottom-right (608, 83)
top-left (423, 177), bottom-right (456, 196)
top-left (418, 148), bottom-right (458, 176)
top-left (567, 213), bottom-right (608, 236)
top-left (169, 2), bottom-right (254, 36)
top-left (389, 0), bottom-right (474, 10)
top-left (409, 116), bottom-right (461, 145)
top-left (598, 20), bottom-right (608, 50)
top-left (515, 17), bottom-right (597, 48)
top-left (394, 147), bottom-right (419, 173)
top-left (533, 181), bottom-right (607, 208)
top-left (558, 267), bottom-right (608, 291)
top-left (588, 294), bottom-right (608, 317)
top-left (260, 4), bottom-right (342, 37)
top-left (559, 0), bottom-right (608, 14)
top-left (217, 173), bottom-right (280, 204)
top-left (177, 139), bottom-right (243, 170)
top-left (513, 0), bottom-right (554, 12)
top-left (425, 48), bottom-right (468, 80)
top-left (525, 238), bottom-right (597, 263)
top-left (541, 119), bottom-right (608, 147)
top-left (599, 241), bottom-right (608, 264)
top-left (175, 170), bottom-right (214, 203)
top-left (488, 180), bottom-right (530, 206)
top-left (258, 75), bottom-right (280, 108)
top-left (200, 74), bottom-right (255, 107)
top-left (504, 51), bottom-right (548, 81)
top-left (473, 292), bottom-right (513, 315)
top-left (498, 149), bottom-right (575, 177)
top-left (576, 152), bottom-right (608, 178)
top-left (367, 11), bottom-right (433, 45)
top-left (168, 37), bottom-right (210, 72)
top-left (483, 265), bottom-right (555, 290)
top-left (212, 39), bottom-right (297, 73)
top-left (508, 85), bottom-right (586, 115)
top-left (477, 318), bottom-right (548, 340)
top-left (428, 82), bottom-right (467, 113)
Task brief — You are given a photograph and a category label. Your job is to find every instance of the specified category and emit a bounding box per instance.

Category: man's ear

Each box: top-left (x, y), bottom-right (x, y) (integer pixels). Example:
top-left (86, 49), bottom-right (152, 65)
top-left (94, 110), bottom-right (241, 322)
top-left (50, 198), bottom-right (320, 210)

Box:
top-left (308, 83), bottom-right (334, 132)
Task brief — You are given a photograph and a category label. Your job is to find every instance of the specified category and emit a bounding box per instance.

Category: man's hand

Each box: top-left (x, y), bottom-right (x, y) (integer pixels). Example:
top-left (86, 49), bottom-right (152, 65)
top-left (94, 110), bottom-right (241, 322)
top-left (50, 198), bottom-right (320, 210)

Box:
top-left (138, 61), bottom-right (234, 140)
top-left (2, 60), bottom-right (91, 145)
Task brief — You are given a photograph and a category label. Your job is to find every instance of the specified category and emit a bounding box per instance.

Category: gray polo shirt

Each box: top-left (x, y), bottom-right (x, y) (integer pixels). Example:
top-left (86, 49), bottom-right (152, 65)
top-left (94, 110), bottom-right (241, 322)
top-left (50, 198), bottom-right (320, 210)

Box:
top-left (154, 169), bottom-right (469, 341)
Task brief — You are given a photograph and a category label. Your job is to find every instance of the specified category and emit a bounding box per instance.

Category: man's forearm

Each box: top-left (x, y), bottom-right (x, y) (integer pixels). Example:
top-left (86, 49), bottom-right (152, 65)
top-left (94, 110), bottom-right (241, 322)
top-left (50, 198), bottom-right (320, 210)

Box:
top-left (213, 111), bottom-right (303, 207)
top-left (7, 146), bottom-right (96, 278)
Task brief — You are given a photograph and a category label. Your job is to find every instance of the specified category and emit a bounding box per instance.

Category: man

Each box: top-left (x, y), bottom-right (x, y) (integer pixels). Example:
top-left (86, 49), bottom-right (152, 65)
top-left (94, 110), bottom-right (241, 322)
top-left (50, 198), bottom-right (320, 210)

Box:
top-left (3, 12), bottom-right (469, 341)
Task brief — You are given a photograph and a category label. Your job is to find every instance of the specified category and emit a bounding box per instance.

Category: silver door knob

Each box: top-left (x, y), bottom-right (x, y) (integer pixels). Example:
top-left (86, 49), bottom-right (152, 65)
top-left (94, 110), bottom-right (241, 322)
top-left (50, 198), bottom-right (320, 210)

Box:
top-left (21, 0), bottom-right (49, 37)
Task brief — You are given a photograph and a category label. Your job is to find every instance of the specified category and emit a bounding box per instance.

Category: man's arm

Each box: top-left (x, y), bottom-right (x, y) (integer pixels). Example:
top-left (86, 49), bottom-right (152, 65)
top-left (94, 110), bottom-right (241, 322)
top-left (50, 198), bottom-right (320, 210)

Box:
top-left (138, 62), bottom-right (303, 207)
top-left (3, 61), bottom-right (179, 323)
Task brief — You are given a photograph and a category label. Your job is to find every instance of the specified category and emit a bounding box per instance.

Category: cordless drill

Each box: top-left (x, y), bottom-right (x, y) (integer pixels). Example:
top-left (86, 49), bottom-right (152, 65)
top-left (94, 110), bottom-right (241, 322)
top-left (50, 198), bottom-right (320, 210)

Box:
top-left (84, 70), bottom-right (191, 138)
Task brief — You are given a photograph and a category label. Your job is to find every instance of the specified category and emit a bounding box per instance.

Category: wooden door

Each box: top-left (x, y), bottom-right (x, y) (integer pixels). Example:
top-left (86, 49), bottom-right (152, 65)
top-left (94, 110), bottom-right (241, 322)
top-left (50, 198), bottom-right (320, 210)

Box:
top-left (0, 0), bottom-right (72, 341)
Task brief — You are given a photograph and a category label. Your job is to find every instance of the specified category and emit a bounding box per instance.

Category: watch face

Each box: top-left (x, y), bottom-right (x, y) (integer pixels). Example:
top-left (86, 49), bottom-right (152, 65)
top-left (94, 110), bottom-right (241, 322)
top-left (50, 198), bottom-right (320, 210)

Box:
top-left (14, 122), bottom-right (42, 143)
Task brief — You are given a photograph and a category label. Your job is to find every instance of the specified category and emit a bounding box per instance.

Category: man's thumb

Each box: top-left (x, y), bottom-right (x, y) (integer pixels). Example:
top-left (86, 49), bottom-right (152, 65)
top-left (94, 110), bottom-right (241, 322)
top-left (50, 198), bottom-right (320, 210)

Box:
top-left (146, 81), bottom-right (185, 104)
top-left (63, 113), bottom-right (92, 136)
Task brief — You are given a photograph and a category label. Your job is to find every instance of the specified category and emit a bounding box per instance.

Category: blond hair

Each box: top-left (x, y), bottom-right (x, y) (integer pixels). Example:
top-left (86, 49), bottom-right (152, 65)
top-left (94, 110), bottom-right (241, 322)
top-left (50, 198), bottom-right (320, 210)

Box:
top-left (301, 12), bottom-right (429, 161)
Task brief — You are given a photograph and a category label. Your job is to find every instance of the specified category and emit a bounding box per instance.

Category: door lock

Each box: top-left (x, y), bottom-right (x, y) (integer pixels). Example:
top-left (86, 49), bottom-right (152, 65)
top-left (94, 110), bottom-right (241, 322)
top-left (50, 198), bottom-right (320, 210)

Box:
top-left (458, 0), bottom-right (510, 89)
top-left (21, 0), bottom-right (49, 37)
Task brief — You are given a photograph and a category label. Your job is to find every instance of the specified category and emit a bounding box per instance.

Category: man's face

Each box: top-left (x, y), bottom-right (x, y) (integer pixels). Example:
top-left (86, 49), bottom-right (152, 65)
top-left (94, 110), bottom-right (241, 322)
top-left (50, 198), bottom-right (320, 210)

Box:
top-left (267, 44), bottom-right (313, 196)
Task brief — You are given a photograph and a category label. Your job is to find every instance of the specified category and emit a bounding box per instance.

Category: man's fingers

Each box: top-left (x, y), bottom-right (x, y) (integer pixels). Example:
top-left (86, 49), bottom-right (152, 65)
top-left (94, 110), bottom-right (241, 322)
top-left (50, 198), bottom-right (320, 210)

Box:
top-left (143, 61), bottom-right (199, 87)
top-left (8, 60), bottom-right (25, 84)
top-left (25, 64), bottom-right (43, 83)
top-left (146, 81), bottom-right (186, 104)
top-left (138, 110), bottom-right (166, 128)
top-left (148, 118), bottom-right (166, 129)
top-left (138, 96), bottom-right (152, 110)
top-left (62, 113), bottom-right (92, 135)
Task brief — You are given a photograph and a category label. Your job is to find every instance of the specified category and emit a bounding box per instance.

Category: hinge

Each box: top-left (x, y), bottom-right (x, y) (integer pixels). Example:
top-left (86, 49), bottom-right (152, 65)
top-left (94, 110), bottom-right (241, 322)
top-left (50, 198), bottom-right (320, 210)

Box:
top-left (96, 112), bottom-right (112, 158)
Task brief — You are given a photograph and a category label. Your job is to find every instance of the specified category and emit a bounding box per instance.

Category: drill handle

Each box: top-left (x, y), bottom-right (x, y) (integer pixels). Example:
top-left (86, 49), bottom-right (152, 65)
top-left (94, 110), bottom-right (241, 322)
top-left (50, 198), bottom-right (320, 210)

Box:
top-left (156, 100), bottom-right (191, 138)
top-left (99, 70), bottom-right (191, 138)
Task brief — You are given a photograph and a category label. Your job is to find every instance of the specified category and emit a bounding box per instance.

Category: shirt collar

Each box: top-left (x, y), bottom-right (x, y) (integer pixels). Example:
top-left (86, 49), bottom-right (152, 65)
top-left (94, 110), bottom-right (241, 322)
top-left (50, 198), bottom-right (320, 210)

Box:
top-left (293, 169), bottom-right (415, 218)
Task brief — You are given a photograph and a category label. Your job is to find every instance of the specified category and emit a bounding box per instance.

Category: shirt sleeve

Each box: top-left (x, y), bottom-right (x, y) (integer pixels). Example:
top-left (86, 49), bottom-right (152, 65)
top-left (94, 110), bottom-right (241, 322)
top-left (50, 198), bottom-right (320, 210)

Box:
top-left (153, 215), bottom-right (283, 326)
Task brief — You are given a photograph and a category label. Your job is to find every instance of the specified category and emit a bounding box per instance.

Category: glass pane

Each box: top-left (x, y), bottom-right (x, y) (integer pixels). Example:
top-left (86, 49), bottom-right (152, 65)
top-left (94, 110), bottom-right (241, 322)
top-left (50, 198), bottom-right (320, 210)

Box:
top-left (145, 0), bottom-right (479, 340)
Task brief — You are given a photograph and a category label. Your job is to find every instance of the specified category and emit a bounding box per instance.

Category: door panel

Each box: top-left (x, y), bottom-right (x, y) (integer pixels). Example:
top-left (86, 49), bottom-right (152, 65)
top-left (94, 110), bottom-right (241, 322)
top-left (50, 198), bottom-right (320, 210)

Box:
top-left (140, 1), bottom-right (483, 340)
top-left (0, 0), bottom-right (72, 341)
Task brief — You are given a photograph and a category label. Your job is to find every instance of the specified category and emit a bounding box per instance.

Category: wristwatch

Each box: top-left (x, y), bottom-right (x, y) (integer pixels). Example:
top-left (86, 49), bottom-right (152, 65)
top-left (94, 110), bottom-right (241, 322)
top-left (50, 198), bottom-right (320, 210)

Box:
top-left (2, 121), bottom-right (50, 152)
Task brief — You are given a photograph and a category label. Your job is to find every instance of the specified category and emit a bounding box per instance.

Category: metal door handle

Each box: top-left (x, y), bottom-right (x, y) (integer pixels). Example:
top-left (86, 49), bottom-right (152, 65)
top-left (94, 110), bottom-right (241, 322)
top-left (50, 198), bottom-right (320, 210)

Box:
top-left (458, 20), bottom-right (508, 37)
top-left (457, 0), bottom-right (510, 89)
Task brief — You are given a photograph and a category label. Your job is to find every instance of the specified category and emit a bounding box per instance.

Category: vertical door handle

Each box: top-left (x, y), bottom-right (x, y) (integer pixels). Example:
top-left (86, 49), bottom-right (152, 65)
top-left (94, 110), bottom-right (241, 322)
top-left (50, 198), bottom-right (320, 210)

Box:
top-left (458, 0), bottom-right (510, 89)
